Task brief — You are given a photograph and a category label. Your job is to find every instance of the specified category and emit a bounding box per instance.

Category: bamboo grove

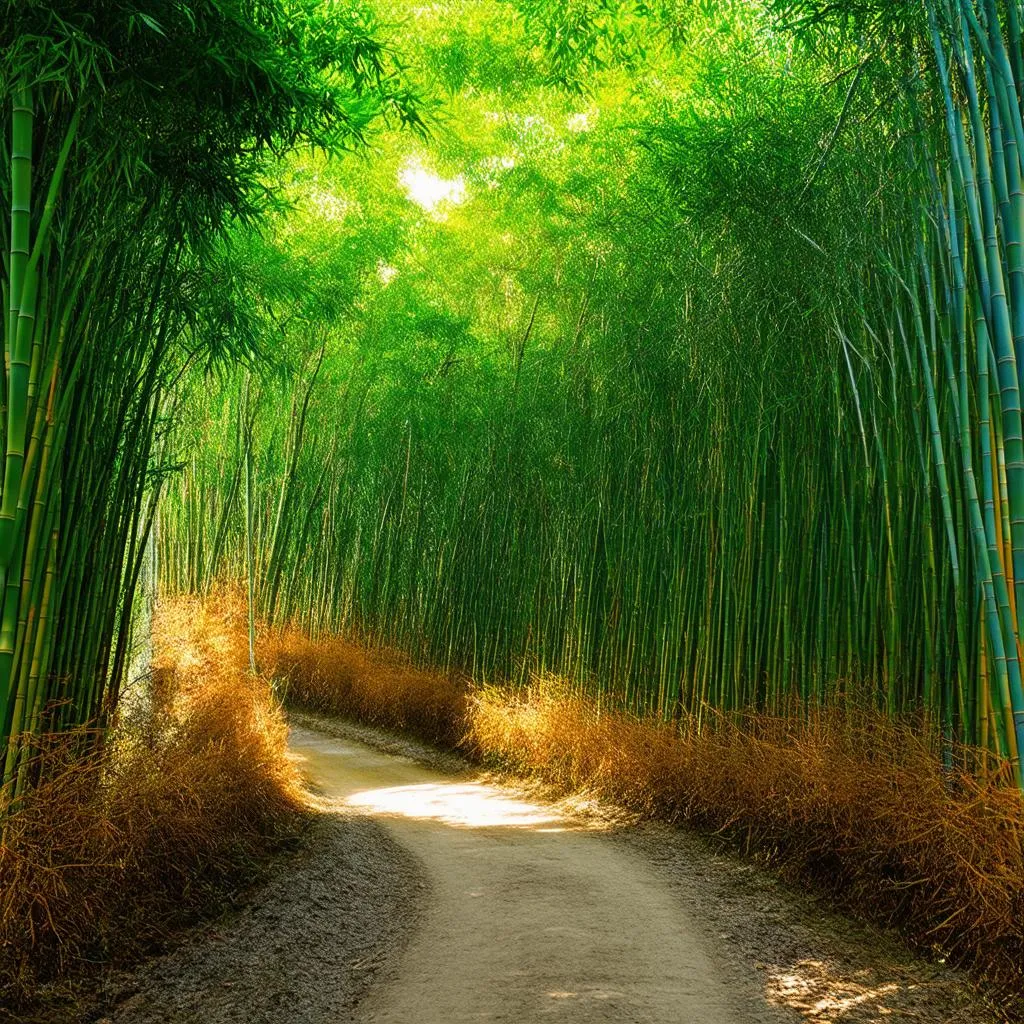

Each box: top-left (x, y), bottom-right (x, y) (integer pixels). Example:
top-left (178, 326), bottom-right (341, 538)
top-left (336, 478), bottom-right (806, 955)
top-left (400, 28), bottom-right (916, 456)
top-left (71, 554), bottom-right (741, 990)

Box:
top-left (0, 0), bottom-right (421, 803)
top-left (157, 0), bottom-right (1024, 790)
top-left (8, 0), bottom-right (1024, 798)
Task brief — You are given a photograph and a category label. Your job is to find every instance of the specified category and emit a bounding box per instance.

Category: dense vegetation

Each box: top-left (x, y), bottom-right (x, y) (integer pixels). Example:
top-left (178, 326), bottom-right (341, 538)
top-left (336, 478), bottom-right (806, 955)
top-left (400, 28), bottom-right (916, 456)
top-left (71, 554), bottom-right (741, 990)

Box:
top-left (4, 0), bottom-right (1024, 1010)
top-left (2, 0), bottom-right (1023, 789)
top-left (0, 0), bottom-right (419, 800)
top-left (152, 1), bottom-right (1024, 783)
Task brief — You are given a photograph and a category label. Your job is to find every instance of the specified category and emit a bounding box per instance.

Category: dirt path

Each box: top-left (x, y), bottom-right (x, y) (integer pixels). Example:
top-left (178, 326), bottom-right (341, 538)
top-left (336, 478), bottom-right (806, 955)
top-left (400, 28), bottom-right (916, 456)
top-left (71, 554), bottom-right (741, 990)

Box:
top-left (100, 719), bottom-right (999, 1024)
top-left (291, 725), bottom-right (780, 1024)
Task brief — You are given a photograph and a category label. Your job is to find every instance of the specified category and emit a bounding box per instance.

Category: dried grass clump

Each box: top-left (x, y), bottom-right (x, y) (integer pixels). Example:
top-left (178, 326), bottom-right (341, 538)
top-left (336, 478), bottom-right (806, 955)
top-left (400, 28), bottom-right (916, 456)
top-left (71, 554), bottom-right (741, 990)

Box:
top-left (467, 682), bottom-right (1024, 1009)
top-left (259, 621), bottom-right (467, 748)
top-left (0, 597), bottom-right (304, 1007)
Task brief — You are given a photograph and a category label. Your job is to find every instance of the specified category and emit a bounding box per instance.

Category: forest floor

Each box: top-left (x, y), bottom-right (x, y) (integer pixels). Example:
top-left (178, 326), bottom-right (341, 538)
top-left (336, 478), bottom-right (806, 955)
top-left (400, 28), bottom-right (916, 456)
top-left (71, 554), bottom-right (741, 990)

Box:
top-left (87, 711), bottom-right (1002, 1024)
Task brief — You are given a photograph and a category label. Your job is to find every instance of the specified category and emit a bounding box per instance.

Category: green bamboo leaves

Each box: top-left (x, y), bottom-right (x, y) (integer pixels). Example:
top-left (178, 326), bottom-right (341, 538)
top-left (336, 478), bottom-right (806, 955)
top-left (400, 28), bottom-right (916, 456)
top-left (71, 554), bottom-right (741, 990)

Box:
top-left (0, 0), bottom-right (424, 807)
top-left (156, 0), bottom-right (1024, 792)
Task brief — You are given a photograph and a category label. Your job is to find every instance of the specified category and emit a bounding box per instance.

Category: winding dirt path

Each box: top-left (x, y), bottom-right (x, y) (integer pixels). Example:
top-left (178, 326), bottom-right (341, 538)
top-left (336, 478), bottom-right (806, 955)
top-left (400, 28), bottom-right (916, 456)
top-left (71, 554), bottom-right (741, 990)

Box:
top-left (101, 720), bottom-right (996, 1024)
top-left (290, 725), bottom-right (781, 1024)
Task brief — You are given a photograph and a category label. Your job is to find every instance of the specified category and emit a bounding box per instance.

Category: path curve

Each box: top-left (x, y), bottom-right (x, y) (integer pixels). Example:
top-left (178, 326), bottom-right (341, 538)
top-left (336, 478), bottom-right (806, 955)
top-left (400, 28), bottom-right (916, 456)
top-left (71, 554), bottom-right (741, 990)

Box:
top-left (103, 720), bottom-right (993, 1024)
top-left (290, 724), bottom-right (774, 1024)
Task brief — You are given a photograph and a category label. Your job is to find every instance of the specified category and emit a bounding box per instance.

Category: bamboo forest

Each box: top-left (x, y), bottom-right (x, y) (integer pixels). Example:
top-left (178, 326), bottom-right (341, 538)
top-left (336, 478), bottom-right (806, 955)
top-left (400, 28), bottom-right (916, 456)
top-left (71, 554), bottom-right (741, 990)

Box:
top-left (4, 2), bottom-right (1024, 1023)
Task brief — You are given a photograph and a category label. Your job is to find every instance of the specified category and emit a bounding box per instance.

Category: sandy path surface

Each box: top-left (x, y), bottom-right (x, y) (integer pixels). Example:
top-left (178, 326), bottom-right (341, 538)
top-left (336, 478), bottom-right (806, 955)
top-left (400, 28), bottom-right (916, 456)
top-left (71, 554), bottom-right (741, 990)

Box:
top-left (290, 725), bottom-right (778, 1024)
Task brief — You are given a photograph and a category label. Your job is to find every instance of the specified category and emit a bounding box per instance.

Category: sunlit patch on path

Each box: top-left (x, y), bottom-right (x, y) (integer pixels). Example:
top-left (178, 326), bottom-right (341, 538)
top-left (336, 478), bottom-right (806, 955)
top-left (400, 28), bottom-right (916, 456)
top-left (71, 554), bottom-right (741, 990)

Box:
top-left (288, 723), bottom-right (749, 1023)
top-left (763, 957), bottom-right (948, 1022)
top-left (347, 781), bottom-right (565, 829)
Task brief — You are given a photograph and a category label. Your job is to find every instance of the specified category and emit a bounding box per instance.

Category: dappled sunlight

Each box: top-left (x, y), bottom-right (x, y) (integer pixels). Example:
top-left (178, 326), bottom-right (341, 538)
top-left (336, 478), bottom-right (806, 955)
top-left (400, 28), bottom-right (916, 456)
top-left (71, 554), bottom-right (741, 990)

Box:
top-left (347, 781), bottom-right (566, 830)
top-left (377, 259), bottom-right (399, 286)
top-left (399, 156), bottom-right (466, 215)
top-left (764, 957), bottom-right (938, 1021)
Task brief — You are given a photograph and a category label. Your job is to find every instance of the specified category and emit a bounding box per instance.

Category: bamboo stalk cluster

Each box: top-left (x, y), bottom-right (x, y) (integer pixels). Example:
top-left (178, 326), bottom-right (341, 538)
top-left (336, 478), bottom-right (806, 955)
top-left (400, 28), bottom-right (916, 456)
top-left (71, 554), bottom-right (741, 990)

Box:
top-left (0, 84), bottom-right (175, 800)
top-left (160, 2), bottom-right (1024, 789)
top-left (0, 0), bottom-right (420, 804)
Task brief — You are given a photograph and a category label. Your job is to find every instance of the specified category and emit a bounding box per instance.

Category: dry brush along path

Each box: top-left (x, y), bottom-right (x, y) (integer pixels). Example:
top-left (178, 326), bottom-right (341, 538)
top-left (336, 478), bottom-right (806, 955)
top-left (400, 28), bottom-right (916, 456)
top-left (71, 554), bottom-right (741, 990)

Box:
top-left (98, 715), bottom-right (1000, 1024)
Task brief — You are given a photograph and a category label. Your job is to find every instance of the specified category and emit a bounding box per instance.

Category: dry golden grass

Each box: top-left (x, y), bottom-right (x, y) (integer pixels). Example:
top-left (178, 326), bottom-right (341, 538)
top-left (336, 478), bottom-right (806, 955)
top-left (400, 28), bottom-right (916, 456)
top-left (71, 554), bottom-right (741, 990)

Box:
top-left (258, 618), bottom-right (467, 748)
top-left (0, 596), bottom-right (304, 1007)
top-left (159, 592), bottom-right (1024, 1013)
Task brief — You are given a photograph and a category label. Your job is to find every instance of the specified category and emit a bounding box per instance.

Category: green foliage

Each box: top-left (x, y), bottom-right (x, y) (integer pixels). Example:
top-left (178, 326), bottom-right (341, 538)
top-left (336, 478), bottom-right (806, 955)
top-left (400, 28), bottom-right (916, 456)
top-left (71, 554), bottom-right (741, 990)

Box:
top-left (162, 0), bottom-right (961, 746)
top-left (0, 0), bottom-right (423, 800)
top-left (6, 0), bottom-right (1013, 796)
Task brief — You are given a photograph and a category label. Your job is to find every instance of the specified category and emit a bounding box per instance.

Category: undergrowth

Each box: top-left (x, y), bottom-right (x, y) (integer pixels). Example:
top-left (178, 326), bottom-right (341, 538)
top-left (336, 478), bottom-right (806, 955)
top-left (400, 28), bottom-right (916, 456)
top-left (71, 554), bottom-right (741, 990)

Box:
top-left (261, 616), bottom-right (467, 748)
top-left (230, 592), bottom-right (1024, 1017)
top-left (0, 598), bottom-right (304, 1011)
